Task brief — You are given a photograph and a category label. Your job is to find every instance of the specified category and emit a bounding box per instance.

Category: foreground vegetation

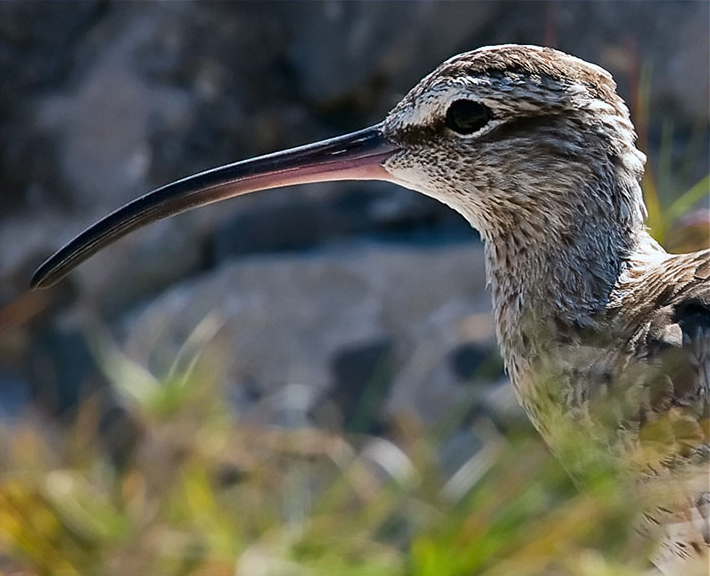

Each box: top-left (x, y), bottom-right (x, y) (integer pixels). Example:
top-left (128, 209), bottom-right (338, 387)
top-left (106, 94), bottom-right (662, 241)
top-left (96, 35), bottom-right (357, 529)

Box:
top-left (1, 325), bottom-right (652, 576)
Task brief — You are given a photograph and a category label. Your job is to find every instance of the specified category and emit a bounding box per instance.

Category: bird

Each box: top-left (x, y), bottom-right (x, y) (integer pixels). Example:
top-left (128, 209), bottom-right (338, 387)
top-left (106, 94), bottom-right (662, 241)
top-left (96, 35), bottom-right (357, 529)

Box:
top-left (31, 45), bottom-right (708, 573)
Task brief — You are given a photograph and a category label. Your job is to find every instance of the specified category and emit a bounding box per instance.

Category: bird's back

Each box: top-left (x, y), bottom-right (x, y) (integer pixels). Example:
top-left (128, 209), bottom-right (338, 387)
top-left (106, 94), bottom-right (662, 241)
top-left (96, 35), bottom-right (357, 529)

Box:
top-left (504, 247), bottom-right (708, 573)
top-left (611, 248), bottom-right (709, 573)
top-left (522, 247), bottom-right (710, 572)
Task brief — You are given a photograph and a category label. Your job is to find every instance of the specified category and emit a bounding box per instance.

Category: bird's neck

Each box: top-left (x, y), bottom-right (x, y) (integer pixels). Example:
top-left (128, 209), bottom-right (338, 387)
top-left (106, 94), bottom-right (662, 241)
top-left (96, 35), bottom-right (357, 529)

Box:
top-left (475, 173), bottom-right (662, 383)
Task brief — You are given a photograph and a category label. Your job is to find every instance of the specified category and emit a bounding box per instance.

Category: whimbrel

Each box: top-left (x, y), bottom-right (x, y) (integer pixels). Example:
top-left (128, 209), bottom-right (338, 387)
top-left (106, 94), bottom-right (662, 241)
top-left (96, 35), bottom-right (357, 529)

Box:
top-left (31, 45), bottom-right (709, 573)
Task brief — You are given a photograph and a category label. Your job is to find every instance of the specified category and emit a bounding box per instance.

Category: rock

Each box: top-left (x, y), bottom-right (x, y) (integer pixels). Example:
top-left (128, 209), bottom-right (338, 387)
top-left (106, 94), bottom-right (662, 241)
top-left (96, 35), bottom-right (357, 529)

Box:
top-left (26, 326), bottom-right (101, 416)
top-left (322, 337), bottom-right (396, 434)
top-left (0, 369), bottom-right (30, 420)
top-left (118, 241), bottom-right (505, 427)
top-left (283, 2), bottom-right (503, 113)
top-left (210, 181), bottom-right (476, 261)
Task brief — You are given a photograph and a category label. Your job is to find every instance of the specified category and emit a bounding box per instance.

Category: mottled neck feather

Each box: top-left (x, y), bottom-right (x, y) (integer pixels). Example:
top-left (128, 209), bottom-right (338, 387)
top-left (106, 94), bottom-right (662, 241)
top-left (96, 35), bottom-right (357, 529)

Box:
top-left (471, 139), bottom-right (663, 379)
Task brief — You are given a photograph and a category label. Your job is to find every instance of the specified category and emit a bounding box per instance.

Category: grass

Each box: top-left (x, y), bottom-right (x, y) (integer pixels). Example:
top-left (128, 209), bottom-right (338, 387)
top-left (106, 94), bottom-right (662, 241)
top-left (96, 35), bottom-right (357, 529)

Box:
top-left (0, 323), bottom-right (653, 576)
top-left (636, 60), bottom-right (710, 251)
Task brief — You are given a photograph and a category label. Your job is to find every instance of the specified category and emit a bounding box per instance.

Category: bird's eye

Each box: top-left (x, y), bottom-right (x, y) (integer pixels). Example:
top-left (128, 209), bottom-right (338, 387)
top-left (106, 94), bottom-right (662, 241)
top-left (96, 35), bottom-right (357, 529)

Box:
top-left (445, 100), bottom-right (492, 135)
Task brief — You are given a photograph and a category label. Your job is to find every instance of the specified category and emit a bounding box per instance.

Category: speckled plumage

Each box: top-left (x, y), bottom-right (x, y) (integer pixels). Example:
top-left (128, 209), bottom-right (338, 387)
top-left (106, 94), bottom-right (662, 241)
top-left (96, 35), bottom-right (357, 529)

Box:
top-left (31, 44), bottom-right (709, 573)
top-left (381, 45), bottom-right (709, 574)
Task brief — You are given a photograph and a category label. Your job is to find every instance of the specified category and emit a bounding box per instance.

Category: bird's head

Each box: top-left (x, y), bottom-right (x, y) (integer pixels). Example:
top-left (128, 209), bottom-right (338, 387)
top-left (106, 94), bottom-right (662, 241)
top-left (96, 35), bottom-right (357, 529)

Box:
top-left (380, 44), bottom-right (646, 239)
top-left (32, 45), bottom-right (647, 290)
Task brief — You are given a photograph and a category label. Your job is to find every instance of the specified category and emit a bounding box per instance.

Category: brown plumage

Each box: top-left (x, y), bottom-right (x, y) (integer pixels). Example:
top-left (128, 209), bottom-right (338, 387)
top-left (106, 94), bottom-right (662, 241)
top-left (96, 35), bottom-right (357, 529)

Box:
top-left (32, 45), bottom-right (709, 572)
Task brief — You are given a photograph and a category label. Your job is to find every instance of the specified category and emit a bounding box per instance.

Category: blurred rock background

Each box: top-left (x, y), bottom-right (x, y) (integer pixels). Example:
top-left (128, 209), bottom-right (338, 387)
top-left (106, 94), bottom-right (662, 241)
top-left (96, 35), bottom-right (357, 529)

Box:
top-left (0, 1), bottom-right (708, 446)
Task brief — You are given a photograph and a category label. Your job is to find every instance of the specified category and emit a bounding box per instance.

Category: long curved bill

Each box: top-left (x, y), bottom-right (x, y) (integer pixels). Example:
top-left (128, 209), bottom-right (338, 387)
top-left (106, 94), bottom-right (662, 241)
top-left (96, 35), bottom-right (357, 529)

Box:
top-left (31, 124), bottom-right (399, 290)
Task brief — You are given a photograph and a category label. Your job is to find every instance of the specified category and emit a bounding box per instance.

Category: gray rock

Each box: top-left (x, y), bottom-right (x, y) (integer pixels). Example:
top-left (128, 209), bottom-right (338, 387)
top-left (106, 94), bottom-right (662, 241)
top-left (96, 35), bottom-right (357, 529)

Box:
top-left (118, 241), bottom-right (513, 426)
top-left (0, 369), bottom-right (30, 421)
